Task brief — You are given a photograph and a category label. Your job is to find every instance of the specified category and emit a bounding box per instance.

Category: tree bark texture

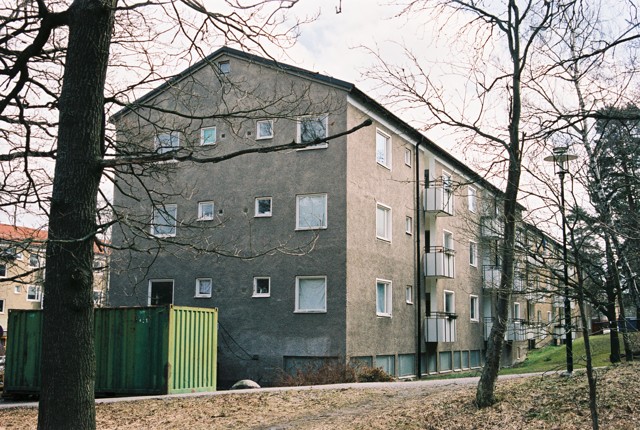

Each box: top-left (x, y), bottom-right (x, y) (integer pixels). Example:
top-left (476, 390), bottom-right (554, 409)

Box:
top-left (37, 0), bottom-right (114, 428)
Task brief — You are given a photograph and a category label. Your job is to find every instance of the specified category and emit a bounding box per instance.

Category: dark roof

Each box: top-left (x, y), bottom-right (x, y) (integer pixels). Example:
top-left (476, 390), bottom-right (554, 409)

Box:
top-left (110, 46), bottom-right (513, 202)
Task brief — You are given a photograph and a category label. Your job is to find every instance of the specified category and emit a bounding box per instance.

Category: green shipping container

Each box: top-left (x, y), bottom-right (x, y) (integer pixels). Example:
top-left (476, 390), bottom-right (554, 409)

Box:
top-left (4, 306), bottom-right (218, 397)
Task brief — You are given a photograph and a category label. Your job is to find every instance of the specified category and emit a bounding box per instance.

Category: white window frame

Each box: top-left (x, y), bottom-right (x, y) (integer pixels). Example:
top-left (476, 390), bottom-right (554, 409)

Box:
top-left (195, 278), bottom-right (213, 298)
top-left (468, 186), bottom-right (477, 213)
top-left (376, 203), bottom-right (392, 242)
top-left (405, 285), bottom-right (413, 304)
top-left (148, 279), bottom-right (174, 306)
top-left (294, 276), bottom-right (327, 313)
top-left (14, 285), bottom-right (20, 294)
top-left (255, 197), bottom-right (273, 218)
top-left (151, 204), bottom-right (177, 237)
top-left (27, 285), bottom-right (42, 302)
top-left (0, 299), bottom-right (4, 313)
top-left (513, 302), bottom-right (521, 319)
top-left (376, 279), bottom-right (393, 317)
top-left (253, 277), bottom-right (271, 298)
top-left (256, 120), bottom-right (274, 140)
top-left (297, 115), bottom-right (329, 149)
top-left (469, 241), bottom-right (478, 267)
top-left (444, 290), bottom-right (455, 314)
top-left (547, 311), bottom-right (552, 323)
top-left (404, 147), bottom-right (412, 167)
top-left (405, 216), bottom-right (413, 235)
top-left (470, 295), bottom-right (479, 321)
top-left (200, 127), bottom-right (217, 146)
top-left (198, 201), bottom-right (215, 221)
top-left (443, 230), bottom-right (454, 253)
top-left (376, 129), bottom-right (392, 169)
top-left (0, 263), bottom-right (6, 278)
top-left (154, 131), bottom-right (180, 154)
top-left (296, 194), bottom-right (327, 230)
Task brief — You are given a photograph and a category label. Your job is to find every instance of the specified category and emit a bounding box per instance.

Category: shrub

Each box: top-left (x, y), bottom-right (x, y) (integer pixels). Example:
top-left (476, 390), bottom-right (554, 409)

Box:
top-left (276, 359), bottom-right (394, 387)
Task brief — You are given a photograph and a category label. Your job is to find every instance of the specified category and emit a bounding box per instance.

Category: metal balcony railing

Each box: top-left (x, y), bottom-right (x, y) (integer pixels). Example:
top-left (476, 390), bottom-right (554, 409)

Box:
top-left (423, 187), bottom-right (454, 216)
top-left (424, 312), bottom-right (457, 343)
top-left (483, 317), bottom-right (528, 342)
top-left (482, 265), bottom-right (501, 289)
top-left (424, 246), bottom-right (455, 278)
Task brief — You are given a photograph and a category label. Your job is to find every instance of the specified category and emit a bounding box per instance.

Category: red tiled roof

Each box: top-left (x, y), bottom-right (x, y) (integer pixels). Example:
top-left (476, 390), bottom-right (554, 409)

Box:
top-left (0, 223), bottom-right (48, 242)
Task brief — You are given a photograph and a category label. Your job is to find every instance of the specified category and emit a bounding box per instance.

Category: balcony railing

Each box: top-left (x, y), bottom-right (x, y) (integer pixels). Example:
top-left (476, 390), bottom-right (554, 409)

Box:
top-left (423, 187), bottom-right (454, 216)
top-left (483, 317), bottom-right (528, 342)
top-left (481, 216), bottom-right (502, 238)
top-left (424, 247), bottom-right (455, 278)
top-left (424, 312), bottom-right (457, 343)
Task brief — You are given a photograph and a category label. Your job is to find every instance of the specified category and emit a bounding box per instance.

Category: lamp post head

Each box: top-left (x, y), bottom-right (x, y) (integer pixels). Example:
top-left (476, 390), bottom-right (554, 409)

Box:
top-left (544, 146), bottom-right (578, 175)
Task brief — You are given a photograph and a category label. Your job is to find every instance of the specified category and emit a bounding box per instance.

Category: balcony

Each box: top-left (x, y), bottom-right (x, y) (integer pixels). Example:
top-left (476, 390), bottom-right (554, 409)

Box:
top-left (424, 247), bottom-right (455, 278)
top-left (424, 312), bottom-right (457, 343)
top-left (481, 216), bottom-right (502, 239)
top-left (483, 318), bottom-right (527, 342)
top-left (423, 187), bottom-right (453, 216)
top-left (483, 265), bottom-right (501, 289)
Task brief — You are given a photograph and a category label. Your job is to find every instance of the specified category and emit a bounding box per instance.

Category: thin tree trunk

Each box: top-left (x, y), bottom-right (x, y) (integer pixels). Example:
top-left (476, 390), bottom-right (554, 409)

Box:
top-left (37, 0), bottom-right (114, 428)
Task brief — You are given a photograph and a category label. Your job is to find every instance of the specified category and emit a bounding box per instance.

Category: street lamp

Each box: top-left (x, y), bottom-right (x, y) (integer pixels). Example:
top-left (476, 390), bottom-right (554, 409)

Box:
top-left (545, 146), bottom-right (578, 375)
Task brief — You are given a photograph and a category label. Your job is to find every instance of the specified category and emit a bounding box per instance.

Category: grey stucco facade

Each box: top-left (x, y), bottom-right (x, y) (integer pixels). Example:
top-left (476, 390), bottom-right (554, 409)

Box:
top-left (109, 47), bottom-right (562, 387)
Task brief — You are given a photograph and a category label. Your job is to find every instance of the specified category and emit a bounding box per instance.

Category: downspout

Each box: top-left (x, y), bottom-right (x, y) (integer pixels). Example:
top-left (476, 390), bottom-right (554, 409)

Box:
top-left (415, 139), bottom-right (423, 377)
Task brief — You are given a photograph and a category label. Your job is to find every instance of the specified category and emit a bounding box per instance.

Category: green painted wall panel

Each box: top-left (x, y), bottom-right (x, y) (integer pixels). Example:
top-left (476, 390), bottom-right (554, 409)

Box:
top-left (4, 306), bottom-right (217, 396)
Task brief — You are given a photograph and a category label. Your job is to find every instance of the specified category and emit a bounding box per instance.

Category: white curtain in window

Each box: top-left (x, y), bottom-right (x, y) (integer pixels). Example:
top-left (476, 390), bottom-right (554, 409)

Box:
top-left (298, 278), bottom-right (326, 310)
top-left (298, 195), bottom-right (326, 228)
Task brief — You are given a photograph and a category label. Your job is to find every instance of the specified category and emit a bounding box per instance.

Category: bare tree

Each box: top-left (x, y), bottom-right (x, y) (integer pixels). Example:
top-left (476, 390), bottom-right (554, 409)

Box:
top-left (0, 1), bottom-right (374, 428)
top-left (365, 0), bottom-right (639, 411)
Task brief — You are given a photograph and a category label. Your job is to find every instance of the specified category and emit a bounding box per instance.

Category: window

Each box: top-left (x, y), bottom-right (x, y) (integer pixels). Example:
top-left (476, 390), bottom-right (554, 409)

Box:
top-left (253, 277), bottom-right (270, 297)
top-left (376, 355), bottom-right (395, 375)
top-left (29, 254), bottom-right (40, 268)
top-left (295, 276), bottom-right (327, 313)
top-left (444, 290), bottom-right (455, 314)
top-left (151, 204), bottom-right (177, 237)
top-left (198, 201), bottom-right (215, 221)
top-left (470, 350), bottom-right (481, 368)
top-left (154, 131), bottom-right (180, 154)
top-left (470, 295), bottom-right (479, 321)
top-left (0, 299), bottom-right (4, 313)
top-left (218, 60), bottom-right (230, 74)
top-left (405, 216), bottom-right (413, 235)
top-left (296, 194), bottom-right (327, 230)
top-left (149, 279), bottom-right (174, 306)
top-left (27, 285), bottom-right (42, 302)
top-left (404, 147), bottom-right (412, 166)
top-left (256, 120), bottom-right (274, 140)
top-left (0, 263), bottom-right (5, 278)
top-left (201, 127), bottom-right (216, 146)
top-left (255, 197), bottom-right (272, 217)
top-left (297, 115), bottom-right (328, 147)
top-left (14, 285), bottom-right (20, 294)
top-left (444, 230), bottom-right (454, 252)
top-left (376, 203), bottom-right (392, 241)
top-left (547, 311), bottom-right (552, 322)
top-left (440, 351), bottom-right (452, 371)
top-left (195, 278), bottom-right (212, 298)
top-left (468, 186), bottom-right (477, 213)
top-left (405, 285), bottom-right (413, 304)
top-left (469, 241), bottom-right (478, 267)
top-left (376, 130), bottom-right (391, 168)
top-left (376, 279), bottom-right (392, 317)
top-left (513, 302), bottom-right (521, 319)
top-left (537, 310), bottom-right (542, 322)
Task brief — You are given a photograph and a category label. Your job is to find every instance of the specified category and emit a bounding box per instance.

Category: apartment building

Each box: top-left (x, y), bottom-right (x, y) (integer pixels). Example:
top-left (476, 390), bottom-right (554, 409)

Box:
top-left (0, 223), bottom-right (110, 343)
top-left (108, 47), bottom-right (562, 387)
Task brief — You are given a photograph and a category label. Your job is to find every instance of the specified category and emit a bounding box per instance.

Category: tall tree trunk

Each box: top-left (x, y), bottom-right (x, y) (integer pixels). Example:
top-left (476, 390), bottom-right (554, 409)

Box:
top-left (37, 0), bottom-right (114, 428)
top-left (604, 239), bottom-right (621, 364)
top-left (476, 0), bottom-right (523, 406)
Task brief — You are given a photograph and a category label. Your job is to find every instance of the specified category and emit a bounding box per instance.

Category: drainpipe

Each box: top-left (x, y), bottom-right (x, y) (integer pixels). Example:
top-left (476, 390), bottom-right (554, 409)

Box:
top-left (415, 139), bottom-right (423, 378)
